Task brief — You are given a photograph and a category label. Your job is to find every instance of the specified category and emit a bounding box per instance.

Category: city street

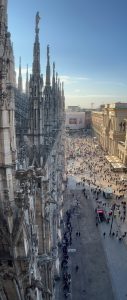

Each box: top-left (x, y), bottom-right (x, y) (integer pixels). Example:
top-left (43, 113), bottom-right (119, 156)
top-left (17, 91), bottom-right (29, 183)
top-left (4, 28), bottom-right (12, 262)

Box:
top-left (57, 132), bottom-right (127, 300)
top-left (63, 187), bottom-right (114, 300)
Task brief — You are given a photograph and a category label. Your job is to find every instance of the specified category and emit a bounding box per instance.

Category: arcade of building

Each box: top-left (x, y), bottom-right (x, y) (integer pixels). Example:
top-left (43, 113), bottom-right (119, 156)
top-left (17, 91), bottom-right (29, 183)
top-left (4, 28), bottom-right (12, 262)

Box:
top-left (92, 103), bottom-right (127, 170)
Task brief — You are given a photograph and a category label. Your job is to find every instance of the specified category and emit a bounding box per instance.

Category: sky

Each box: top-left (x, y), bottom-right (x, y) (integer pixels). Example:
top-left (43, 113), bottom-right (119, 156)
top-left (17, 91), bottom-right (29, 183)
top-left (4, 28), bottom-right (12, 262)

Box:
top-left (8, 0), bottom-right (127, 108)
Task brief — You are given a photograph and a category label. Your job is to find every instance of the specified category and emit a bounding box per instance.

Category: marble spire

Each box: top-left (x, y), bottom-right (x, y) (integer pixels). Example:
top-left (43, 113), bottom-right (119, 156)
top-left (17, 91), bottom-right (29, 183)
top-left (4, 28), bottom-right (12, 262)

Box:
top-left (18, 56), bottom-right (23, 92)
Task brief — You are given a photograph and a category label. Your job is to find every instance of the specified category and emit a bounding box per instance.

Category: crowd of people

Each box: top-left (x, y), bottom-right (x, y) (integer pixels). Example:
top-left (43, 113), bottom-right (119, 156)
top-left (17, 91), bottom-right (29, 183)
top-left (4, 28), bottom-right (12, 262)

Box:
top-left (66, 134), bottom-right (127, 199)
top-left (65, 132), bottom-right (127, 241)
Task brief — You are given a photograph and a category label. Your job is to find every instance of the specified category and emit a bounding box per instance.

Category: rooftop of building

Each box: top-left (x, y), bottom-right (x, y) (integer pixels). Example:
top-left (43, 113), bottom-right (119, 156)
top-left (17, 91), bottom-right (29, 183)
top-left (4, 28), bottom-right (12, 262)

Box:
top-left (105, 102), bottom-right (127, 109)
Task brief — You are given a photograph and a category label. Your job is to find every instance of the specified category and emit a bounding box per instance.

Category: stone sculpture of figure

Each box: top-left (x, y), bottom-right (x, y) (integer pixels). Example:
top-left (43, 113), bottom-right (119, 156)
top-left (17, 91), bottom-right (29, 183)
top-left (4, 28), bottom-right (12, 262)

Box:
top-left (36, 12), bottom-right (40, 29)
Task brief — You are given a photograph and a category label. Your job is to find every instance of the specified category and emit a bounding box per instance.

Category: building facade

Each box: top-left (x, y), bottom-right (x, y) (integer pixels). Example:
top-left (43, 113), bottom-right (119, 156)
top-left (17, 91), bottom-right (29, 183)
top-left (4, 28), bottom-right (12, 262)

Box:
top-left (66, 111), bottom-right (85, 130)
top-left (92, 102), bottom-right (127, 167)
top-left (0, 3), bottom-right (65, 300)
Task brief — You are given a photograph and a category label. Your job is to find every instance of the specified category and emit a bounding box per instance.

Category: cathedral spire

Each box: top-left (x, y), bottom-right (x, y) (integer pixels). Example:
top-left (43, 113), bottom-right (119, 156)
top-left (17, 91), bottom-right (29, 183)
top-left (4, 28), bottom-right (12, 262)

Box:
top-left (32, 12), bottom-right (41, 75)
top-left (62, 82), bottom-right (64, 97)
top-left (46, 44), bottom-right (51, 86)
top-left (18, 56), bottom-right (23, 92)
top-left (0, 0), bottom-right (8, 39)
top-left (52, 62), bottom-right (55, 89)
top-left (25, 64), bottom-right (29, 96)
top-left (55, 72), bottom-right (58, 93)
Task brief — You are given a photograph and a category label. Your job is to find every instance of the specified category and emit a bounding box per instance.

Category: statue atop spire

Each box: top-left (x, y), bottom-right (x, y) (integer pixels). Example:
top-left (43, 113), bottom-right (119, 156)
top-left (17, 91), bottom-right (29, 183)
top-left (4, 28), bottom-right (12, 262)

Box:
top-left (35, 12), bottom-right (40, 34)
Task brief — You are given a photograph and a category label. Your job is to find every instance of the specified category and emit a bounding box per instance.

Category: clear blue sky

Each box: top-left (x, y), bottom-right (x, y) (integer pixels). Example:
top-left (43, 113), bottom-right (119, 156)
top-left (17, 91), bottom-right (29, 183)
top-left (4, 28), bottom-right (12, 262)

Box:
top-left (8, 0), bottom-right (127, 108)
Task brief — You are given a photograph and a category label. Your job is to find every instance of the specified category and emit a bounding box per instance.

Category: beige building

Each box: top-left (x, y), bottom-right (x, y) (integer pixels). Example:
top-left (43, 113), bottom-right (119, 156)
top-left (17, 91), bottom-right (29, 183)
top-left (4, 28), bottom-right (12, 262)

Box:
top-left (118, 118), bottom-right (127, 165)
top-left (91, 111), bottom-right (103, 143)
top-left (92, 103), bottom-right (127, 167)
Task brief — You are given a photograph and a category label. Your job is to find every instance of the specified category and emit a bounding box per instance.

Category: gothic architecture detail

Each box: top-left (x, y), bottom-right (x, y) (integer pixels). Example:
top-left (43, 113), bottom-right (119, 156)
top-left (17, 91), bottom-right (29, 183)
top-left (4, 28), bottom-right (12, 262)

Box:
top-left (0, 2), bottom-right (65, 300)
top-left (18, 56), bottom-right (23, 93)
top-left (25, 64), bottom-right (29, 97)
top-left (28, 12), bottom-right (44, 166)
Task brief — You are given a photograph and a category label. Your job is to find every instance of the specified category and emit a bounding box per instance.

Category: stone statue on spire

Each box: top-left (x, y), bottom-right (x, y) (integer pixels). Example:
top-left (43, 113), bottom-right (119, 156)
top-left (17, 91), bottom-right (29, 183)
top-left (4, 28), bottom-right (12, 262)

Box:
top-left (35, 12), bottom-right (40, 32)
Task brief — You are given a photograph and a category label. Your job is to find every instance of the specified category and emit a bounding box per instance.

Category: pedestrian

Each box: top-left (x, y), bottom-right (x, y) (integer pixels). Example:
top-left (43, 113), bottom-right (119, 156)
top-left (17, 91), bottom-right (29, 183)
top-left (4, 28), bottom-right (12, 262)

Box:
top-left (75, 265), bottom-right (79, 272)
top-left (116, 231), bottom-right (118, 237)
top-left (103, 232), bottom-right (106, 238)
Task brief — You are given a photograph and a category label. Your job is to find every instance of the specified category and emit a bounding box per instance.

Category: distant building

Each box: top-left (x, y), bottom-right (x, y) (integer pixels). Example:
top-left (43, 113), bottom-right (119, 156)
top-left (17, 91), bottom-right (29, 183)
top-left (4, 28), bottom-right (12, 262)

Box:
top-left (66, 111), bottom-right (85, 130)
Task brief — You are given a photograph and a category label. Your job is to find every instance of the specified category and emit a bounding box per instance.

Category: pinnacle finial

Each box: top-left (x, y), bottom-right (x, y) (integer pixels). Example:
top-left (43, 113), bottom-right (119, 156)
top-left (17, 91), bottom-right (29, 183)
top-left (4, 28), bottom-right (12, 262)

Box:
top-left (19, 56), bottom-right (21, 67)
top-left (53, 62), bottom-right (55, 76)
top-left (46, 44), bottom-right (50, 86)
top-left (35, 12), bottom-right (40, 33)
top-left (47, 45), bottom-right (50, 64)
top-left (18, 56), bottom-right (22, 92)
top-left (33, 12), bottom-right (41, 75)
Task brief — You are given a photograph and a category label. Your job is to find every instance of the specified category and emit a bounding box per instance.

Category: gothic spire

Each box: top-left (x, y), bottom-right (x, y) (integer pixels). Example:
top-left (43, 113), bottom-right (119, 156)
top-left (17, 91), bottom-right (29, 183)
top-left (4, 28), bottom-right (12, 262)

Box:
top-left (46, 44), bottom-right (51, 86)
top-left (0, 0), bottom-right (8, 39)
top-left (62, 82), bottom-right (64, 97)
top-left (25, 64), bottom-right (29, 96)
top-left (56, 72), bottom-right (58, 91)
top-left (18, 56), bottom-right (23, 92)
top-left (32, 12), bottom-right (41, 76)
top-left (52, 62), bottom-right (55, 89)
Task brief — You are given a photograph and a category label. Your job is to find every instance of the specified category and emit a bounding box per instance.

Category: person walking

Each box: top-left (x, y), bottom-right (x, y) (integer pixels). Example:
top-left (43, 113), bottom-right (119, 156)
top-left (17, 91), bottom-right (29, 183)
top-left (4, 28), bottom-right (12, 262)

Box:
top-left (75, 265), bottom-right (79, 272)
top-left (103, 232), bottom-right (106, 238)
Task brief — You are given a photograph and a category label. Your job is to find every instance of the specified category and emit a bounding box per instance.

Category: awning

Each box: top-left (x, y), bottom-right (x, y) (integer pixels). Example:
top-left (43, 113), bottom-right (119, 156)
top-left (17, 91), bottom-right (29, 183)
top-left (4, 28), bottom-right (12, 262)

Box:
top-left (105, 155), bottom-right (127, 170)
